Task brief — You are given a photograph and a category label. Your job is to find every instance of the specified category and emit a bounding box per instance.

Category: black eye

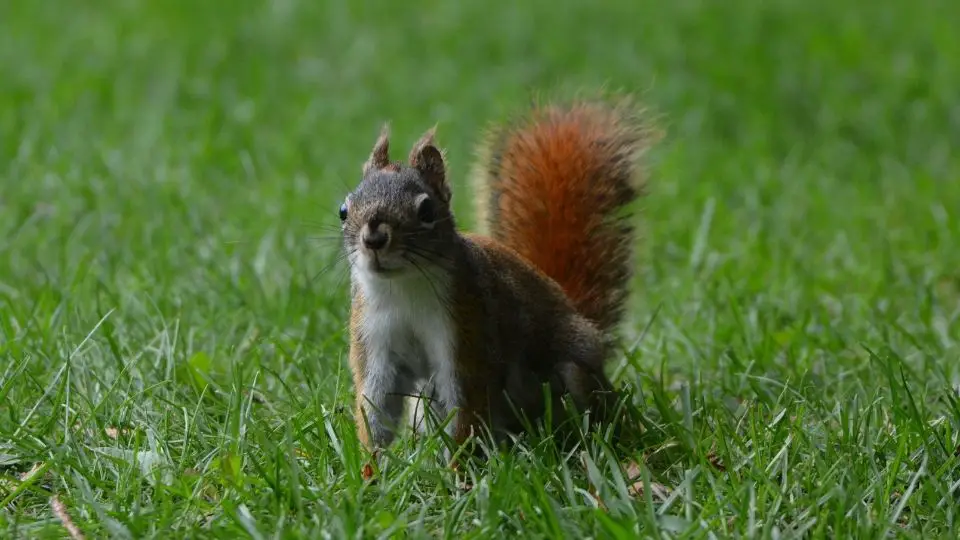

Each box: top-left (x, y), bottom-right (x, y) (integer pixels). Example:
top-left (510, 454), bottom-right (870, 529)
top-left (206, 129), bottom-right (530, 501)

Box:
top-left (417, 197), bottom-right (436, 224)
top-left (339, 202), bottom-right (348, 222)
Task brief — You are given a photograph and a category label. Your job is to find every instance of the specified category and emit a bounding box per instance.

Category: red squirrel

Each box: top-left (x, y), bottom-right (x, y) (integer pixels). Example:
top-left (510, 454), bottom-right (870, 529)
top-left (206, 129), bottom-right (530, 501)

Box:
top-left (338, 97), bottom-right (656, 462)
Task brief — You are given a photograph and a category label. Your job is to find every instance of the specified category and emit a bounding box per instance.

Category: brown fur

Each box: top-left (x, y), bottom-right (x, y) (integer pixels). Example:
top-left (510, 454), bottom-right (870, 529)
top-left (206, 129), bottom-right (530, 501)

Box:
top-left (342, 97), bottom-right (655, 460)
top-left (449, 233), bottom-right (616, 439)
top-left (348, 291), bottom-right (372, 448)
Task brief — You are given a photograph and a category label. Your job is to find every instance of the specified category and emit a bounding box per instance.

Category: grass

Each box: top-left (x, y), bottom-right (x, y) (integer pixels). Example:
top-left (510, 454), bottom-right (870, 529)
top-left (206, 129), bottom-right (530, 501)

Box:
top-left (1, 0), bottom-right (959, 537)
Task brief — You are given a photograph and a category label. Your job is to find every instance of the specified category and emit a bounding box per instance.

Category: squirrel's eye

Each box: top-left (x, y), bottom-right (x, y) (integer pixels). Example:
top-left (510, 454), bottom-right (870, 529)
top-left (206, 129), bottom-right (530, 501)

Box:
top-left (339, 202), bottom-right (348, 222)
top-left (417, 197), bottom-right (436, 225)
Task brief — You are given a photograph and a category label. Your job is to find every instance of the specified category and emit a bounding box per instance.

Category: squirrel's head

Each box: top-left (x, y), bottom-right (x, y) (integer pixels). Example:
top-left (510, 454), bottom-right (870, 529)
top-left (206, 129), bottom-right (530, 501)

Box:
top-left (340, 126), bottom-right (456, 280)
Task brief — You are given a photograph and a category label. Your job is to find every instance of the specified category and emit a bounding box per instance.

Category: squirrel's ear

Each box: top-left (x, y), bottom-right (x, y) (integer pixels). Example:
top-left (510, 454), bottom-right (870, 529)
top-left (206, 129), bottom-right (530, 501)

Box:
top-left (362, 124), bottom-right (391, 175)
top-left (409, 127), bottom-right (450, 203)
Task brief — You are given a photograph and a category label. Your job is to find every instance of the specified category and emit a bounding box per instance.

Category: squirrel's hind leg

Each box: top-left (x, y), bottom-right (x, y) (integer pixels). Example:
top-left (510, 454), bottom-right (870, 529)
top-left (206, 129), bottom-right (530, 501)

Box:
top-left (557, 361), bottom-right (620, 431)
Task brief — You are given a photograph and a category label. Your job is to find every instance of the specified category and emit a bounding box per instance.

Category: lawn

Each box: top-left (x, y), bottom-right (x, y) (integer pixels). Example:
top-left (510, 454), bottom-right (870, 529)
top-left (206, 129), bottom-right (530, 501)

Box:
top-left (2, 0), bottom-right (959, 537)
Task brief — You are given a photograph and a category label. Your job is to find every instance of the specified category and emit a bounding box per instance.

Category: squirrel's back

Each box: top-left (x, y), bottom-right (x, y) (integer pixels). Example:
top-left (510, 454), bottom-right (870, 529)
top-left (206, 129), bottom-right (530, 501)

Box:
top-left (471, 98), bottom-right (656, 334)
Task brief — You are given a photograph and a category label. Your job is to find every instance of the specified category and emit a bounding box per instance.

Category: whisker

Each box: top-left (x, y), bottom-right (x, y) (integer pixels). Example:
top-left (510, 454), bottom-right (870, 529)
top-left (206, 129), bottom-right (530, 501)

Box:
top-left (403, 254), bottom-right (448, 304)
top-left (333, 262), bottom-right (352, 291)
top-left (405, 246), bottom-right (456, 266)
top-left (312, 249), bottom-right (352, 283)
top-left (401, 255), bottom-right (458, 325)
top-left (300, 218), bottom-right (338, 226)
top-left (305, 236), bottom-right (344, 243)
top-left (329, 173), bottom-right (354, 194)
top-left (404, 241), bottom-right (454, 255)
top-left (299, 222), bottom-right (343, 233)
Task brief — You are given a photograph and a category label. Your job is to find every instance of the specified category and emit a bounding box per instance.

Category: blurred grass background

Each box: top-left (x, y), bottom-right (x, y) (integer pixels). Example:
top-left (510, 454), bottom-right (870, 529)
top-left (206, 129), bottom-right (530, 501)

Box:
top-left (1, 0), bottom-right (959, 537)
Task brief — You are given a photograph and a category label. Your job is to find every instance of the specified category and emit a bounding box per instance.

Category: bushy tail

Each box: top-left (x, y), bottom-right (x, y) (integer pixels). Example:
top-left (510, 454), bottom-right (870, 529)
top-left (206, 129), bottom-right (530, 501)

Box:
top-left (471, 98), bottom-right (657, 334)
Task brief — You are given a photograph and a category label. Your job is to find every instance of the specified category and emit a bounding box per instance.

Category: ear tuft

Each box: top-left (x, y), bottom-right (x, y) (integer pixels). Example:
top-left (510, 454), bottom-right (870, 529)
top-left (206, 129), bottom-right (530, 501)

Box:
top-left (408, 126), bottom-right (437, 165)
top-left (409, 127), bottom-right (450, 202)
top-left (362, 124), bottom-right (392, 174)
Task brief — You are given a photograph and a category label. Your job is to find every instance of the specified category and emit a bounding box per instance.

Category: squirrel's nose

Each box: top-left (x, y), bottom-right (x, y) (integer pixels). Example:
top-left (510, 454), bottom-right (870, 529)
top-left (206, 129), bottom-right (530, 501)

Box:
top-left (362, 229), bottom-right (389, 251)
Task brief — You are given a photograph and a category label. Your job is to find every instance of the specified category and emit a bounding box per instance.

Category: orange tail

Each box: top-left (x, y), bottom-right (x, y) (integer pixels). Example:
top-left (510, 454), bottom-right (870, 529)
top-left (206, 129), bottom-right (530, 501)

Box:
top-left (471, 98), bottom-right (656, 334)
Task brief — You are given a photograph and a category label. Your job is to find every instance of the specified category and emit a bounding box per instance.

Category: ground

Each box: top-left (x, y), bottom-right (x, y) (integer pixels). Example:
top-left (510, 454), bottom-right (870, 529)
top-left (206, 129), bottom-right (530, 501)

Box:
top-left (1, 0), bottom-right (959, 537)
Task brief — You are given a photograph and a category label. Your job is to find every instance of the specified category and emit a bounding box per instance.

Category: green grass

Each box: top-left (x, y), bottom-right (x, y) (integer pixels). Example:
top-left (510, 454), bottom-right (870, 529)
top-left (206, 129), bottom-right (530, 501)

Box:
top-left (2, 0), bottom-right (959, 537)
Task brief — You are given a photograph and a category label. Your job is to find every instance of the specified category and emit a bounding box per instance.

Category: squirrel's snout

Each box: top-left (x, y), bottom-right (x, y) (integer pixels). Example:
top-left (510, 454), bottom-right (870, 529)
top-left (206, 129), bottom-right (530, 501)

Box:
top-left (361, 223), bottom-right (390, 251)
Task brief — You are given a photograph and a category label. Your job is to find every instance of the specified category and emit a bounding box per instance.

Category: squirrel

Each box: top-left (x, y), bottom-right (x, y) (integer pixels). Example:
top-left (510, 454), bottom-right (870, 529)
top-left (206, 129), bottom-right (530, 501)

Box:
top-left (338, 97), bottom-right (656, 462)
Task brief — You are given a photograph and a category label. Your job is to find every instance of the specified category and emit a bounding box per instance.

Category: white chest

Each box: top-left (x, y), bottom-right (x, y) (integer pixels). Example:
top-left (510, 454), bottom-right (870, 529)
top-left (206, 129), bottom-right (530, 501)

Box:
top-left (354, 269), bottom-right (456, 381)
